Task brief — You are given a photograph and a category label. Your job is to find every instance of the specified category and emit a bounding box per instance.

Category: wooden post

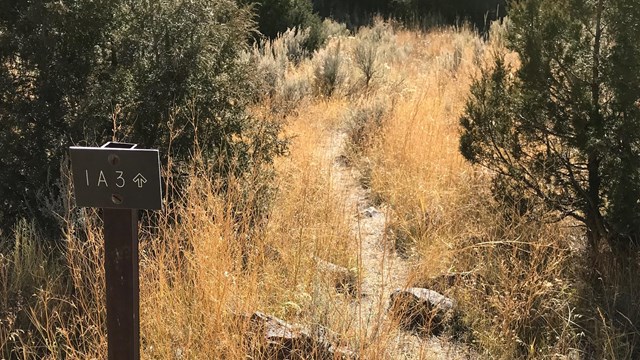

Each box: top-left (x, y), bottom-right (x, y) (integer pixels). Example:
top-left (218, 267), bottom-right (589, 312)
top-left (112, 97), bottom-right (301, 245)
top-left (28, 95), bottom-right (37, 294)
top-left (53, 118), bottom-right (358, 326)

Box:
top-left (70, 142), bottom-right (161, 359)
top-left (103, 208), bottom-right (140, 360)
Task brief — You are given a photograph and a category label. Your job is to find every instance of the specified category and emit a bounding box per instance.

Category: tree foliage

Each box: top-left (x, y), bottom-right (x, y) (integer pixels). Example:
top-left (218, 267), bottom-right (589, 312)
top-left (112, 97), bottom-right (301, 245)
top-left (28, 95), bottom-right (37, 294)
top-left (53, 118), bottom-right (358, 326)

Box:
top-left (311, 0), bottom-right (505, 30)
top-left (460, 0), bottom-right (640, 255)
top-left (243, 0), bottom-right (325, 52)
top-left (0, 0), bottom-right (286, 235)
top-left (390, 0), bottom-right (506, 29)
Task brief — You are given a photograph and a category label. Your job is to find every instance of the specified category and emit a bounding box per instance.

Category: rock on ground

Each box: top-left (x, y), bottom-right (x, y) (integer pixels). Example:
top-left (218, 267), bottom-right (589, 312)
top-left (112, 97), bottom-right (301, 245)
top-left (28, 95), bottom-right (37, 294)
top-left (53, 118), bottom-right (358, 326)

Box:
top-left (239, 311), bottom-right (356, 360)
top-left (389, 288), bottom-right (456, 336)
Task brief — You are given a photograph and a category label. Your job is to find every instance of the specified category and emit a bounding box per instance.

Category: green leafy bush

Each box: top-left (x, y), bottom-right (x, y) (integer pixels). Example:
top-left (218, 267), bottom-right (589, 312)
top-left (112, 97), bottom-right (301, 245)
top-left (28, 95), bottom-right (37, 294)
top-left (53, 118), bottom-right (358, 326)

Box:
top-left (460, 0), bottom-right (640, 258)
top-left (0, 0), bottom-right (286, 237)
top-left (243, 0), bottom-right (325, 53)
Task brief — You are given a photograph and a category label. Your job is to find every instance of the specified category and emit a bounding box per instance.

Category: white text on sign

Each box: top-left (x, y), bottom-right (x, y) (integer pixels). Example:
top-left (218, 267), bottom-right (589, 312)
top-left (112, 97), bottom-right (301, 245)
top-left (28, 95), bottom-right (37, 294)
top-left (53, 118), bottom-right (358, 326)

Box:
top-left (85, 170), bottom-right (147, 189)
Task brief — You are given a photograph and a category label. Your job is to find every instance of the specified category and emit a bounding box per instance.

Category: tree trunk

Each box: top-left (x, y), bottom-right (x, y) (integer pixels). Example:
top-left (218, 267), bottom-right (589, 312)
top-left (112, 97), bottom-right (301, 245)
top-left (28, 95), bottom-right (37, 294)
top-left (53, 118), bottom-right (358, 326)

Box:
top-left (585, 0), bottom-right (605, 254)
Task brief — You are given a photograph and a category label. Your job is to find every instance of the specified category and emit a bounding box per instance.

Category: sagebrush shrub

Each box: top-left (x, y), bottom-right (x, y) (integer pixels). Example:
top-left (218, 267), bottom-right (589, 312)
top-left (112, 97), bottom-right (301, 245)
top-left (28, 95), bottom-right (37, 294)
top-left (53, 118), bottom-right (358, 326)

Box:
top-left (312, 40), bottom-right (347, 98)
top-left (345, 98), bottom-right (390, 156)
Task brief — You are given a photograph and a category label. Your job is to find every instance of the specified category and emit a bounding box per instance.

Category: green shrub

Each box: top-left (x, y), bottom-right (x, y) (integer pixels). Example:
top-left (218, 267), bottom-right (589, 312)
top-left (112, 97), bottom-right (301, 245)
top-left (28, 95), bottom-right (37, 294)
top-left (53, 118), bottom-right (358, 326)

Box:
top-left (321, 18), bottom-right (350, 39)
top-left (0, 0), bottom-right (286, 237)
top-left (460, 0), bottom-right (640, 356)
top-left (246, 27), bottom-right (312, 113)
top-left (244, 0), bottom-right (326, 53)
top-left (352, 19), bottom-right (395, 91)
top-left (312, 40), bottom-right (346, 98)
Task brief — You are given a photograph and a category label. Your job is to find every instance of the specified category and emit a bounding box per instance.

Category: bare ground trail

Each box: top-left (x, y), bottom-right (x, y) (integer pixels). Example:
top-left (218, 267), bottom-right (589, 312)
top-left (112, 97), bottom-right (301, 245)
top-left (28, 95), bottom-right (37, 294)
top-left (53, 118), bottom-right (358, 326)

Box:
top-left (322, 129), bottom-right (472, 359)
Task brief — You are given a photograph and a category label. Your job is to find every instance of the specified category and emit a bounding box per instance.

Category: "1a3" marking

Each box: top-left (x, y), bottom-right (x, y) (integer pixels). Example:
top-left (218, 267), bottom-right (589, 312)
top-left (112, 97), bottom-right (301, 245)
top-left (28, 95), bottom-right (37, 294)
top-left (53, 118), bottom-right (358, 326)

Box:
top-left (84, 170), bottom-right (129, 188)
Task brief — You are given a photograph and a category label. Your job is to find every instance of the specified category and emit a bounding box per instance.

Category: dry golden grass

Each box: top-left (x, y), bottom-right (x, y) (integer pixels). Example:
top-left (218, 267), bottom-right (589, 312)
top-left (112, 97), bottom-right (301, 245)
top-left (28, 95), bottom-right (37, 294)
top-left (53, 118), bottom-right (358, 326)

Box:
top-left (365, 28), bottom-right (481, 270)
top-left (360, 22), bottom-right (637, 360)
top-left (361, 28), bottom-right (582, 358)
top-left (135, 97), bottom-right (366, 357)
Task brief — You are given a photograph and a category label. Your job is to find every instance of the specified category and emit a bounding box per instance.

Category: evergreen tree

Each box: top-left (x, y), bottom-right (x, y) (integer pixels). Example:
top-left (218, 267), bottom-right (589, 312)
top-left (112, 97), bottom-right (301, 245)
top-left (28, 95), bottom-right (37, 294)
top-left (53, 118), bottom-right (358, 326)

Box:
top-left (460, 0), bottom-right (640, 257)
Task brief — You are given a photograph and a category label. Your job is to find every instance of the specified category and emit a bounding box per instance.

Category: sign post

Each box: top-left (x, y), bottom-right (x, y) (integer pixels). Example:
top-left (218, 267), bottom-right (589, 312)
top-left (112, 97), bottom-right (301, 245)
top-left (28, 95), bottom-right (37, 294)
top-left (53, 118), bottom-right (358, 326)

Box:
top-left (69, 142), bottom-right (162, 360)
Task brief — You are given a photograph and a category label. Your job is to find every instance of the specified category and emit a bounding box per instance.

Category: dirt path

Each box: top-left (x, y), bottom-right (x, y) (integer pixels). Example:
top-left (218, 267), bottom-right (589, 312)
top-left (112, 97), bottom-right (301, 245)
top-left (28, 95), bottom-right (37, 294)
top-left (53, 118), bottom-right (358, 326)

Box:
top-left (327, 132), bottom-right (408, 339)
top-left (324, 130), bottom-right (472, 359)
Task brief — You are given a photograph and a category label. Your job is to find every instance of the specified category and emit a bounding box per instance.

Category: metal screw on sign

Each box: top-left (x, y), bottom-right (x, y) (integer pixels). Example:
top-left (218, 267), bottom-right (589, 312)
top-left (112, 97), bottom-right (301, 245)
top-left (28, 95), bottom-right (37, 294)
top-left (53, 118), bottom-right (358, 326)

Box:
top-left (69, 142), bottom-right (162, 360)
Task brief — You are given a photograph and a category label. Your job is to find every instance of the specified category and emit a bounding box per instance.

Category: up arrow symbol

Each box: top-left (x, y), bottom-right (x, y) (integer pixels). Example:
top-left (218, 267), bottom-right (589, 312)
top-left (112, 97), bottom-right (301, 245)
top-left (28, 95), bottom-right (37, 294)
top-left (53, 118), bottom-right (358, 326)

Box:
top-left (133, 173), bottom-right (147, 188)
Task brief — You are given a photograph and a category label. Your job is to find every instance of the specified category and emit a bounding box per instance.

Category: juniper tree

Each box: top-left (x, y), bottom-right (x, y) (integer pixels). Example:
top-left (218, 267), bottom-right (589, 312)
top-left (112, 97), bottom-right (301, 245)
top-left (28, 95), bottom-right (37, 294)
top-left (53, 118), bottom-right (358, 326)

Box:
top-left (460, 0), bottom-right (640, 257)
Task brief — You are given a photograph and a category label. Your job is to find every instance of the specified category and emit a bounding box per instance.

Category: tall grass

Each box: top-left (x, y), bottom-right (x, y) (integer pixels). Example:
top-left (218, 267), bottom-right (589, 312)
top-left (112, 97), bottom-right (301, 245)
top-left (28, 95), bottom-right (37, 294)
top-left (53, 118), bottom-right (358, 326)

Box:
top-left (359, 21), bottom-right (639, 360)
top-left (0, 141), bottom-right (358, 358)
